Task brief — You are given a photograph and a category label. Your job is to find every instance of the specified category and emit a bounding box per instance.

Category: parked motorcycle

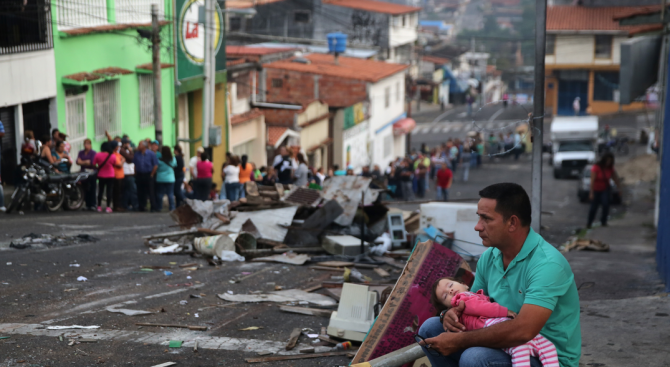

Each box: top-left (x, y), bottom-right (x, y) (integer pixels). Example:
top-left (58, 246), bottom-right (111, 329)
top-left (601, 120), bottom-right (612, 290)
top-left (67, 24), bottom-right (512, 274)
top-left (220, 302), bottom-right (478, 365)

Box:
top-left (6, 158), bottom-right (88, 214)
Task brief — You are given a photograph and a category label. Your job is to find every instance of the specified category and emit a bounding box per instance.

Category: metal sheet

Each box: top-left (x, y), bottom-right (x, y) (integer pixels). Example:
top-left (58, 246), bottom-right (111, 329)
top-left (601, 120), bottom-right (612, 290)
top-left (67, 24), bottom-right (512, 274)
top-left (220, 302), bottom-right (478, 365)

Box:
top-left (321, 176), bottom-right (378, 226)
top-left (212, 206), bottom-right (298, 243)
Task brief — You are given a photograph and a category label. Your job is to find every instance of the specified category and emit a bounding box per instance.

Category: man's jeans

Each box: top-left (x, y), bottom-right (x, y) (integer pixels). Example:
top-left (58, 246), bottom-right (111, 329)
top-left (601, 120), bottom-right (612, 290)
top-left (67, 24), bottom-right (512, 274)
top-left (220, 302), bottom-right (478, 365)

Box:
top-left (121, 175), bottom-right (138, 210)
top-left (437, 187), bottom-right (449, 201)
top-left (418, 317), bottom-right (542, 367)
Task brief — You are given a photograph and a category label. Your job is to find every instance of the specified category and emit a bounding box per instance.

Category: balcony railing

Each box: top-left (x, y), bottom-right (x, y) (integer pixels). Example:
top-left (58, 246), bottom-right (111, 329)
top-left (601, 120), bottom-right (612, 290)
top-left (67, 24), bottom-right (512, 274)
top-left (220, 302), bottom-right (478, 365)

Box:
top-left (55, 0), bottom-right (165, 31)
top-left (0, 0), bottom-right (54, 55)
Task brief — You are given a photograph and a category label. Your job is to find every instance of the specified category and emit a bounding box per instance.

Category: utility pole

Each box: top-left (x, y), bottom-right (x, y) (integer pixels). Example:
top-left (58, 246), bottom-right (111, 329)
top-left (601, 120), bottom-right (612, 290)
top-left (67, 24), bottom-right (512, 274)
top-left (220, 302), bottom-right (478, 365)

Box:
top-left (151, 4), bottom-right (163, 144)
top-left (202, 0), bottom-right (216, 148)
top-left (530, 0), bottom-right (547, 233)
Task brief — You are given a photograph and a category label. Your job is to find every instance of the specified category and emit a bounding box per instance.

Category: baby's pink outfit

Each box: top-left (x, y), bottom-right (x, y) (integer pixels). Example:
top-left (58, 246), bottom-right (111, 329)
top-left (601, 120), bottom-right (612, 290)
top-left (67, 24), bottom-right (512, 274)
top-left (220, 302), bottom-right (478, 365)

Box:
top-left (451, 290), bottom-right (560, 367)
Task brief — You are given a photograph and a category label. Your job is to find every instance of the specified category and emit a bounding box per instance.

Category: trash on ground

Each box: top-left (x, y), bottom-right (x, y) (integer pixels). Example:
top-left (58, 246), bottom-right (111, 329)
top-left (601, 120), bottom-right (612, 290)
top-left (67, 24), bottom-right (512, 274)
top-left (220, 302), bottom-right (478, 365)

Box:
top-left (46, 325), bottom-right (100, 330)
top-left (328, 283), bottom-right (377, 342)
top-left (279, 305), bottom-right (333, 317)
top-left (321, 176), bottom-right (378, 226)
top-left (286, 327), bottom-right (302, 350)
top-left (169, 340), bottom-right (183, 348)
top-left (252, 253), bottom-right (310, 265)
top-left (218, 289), bottom-right (336, 306)
top-left (323, 235), bottom-right (370, 256)
top-left (9, 233), bottom-right (99, 250)
top-left (151, 363), bottom-right (177, 367)
top-left (76, 276), bottom-right (88, 282)
top-left (164, 271), bottom-right (173, 276)
top-left (69, 263), bottom-right (80, 267)
top-left (106, 307), bottom-right (154, 316)
top-left (562, 238), bottom-right (609, 252)
top-left (135, 323), bottom-right (207, 331)
top-left (245, 350), bottom-right (356, 363)
top-left (238, 326), bottom-right (263, 331)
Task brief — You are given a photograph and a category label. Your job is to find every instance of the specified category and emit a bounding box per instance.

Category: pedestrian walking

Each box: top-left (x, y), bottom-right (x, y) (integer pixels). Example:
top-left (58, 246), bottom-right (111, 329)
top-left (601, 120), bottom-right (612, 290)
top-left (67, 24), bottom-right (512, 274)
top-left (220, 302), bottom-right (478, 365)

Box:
top-left (93, 142), bottom-right (116, 213)
top-left (461, 143), bottom-right (472, 182)
top-left (134, 141), bottom-right (158, 212)
top-left (120, 138), bottom-right (138, 211)
top-left (155, 146), bottom-right (177, 211)
top-left (223, 156), bottom-right (241, 202)
top-left (194, 151), bottom-right (213, 201)
top-left (173, 145), bottom-right (186, 208)
top-left (435, 163), bottom-right (453, 201)
top-left (587, 153), bottom-right (621, 229)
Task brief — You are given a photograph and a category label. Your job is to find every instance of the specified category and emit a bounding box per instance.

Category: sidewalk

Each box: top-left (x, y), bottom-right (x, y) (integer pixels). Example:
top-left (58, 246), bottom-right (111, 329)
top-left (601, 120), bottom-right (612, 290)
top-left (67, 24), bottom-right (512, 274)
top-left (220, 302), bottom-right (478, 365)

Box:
top-left (563, 181), bottom-right (669, 366)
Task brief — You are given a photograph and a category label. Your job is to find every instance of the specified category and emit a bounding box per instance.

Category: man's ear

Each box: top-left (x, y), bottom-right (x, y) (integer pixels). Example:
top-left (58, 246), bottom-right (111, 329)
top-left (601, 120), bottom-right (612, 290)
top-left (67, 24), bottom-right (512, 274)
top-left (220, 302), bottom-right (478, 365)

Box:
top-left (507, 215), bottom-right (520, 233)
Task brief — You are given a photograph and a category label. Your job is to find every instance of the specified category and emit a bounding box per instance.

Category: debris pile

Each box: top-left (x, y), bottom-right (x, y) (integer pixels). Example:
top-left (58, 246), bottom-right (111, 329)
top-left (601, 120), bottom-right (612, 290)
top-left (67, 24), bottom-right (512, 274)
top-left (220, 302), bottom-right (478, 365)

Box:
top-left (9, 233), bottom-right (99, 250)
top-left (136, 176), bottom-right (485, 365)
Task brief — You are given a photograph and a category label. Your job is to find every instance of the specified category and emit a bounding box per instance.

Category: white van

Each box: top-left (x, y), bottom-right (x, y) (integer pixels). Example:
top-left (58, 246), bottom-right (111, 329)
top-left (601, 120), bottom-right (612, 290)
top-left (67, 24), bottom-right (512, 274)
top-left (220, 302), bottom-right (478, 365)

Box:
top-left (550, 116), bottom-right (598, 179)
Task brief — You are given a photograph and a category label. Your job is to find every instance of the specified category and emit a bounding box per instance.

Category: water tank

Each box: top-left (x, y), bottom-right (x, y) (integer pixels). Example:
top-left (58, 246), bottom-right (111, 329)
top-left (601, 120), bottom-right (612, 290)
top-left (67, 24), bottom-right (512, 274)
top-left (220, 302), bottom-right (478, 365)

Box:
top-left (327, 33), bottom-right (347, 54)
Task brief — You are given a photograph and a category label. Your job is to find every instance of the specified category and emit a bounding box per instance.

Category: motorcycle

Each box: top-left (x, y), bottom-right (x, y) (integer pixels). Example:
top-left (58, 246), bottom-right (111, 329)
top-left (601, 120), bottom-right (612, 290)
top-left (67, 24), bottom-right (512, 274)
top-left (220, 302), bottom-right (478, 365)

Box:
top-left (7, 157), bottom-right (88, 214)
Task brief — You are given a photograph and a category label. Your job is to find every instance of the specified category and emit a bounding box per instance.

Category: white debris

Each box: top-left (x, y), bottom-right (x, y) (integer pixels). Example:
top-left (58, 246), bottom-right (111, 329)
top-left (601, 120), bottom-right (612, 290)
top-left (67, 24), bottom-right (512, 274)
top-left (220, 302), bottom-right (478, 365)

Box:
top-left (46, 325), bottom-right (100, 330)
top-left (77, 276), bottom-right (88, 282)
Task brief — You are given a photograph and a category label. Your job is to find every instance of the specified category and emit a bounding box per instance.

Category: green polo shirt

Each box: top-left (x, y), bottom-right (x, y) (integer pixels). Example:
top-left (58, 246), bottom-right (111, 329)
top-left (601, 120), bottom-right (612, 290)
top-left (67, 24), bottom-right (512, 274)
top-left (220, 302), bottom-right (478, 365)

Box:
top-left (471, 228), bottom-right (581, 367)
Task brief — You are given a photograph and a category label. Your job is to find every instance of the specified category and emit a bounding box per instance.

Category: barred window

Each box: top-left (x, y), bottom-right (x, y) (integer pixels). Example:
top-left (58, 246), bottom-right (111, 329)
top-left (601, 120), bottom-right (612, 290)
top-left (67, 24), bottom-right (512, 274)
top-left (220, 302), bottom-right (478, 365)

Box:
top-left (93, 80), bottom-right (121, 139)
top-left (65, 94), bottom-right (87, 170)
top-left (139, 74), bottom-right (154, 128)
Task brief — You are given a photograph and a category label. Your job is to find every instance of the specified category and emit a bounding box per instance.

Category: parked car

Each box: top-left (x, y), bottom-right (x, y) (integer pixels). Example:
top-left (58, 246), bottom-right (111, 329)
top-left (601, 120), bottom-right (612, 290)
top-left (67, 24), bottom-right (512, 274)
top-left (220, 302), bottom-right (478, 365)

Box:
top-left (577, 165), bottom-right (622, 204)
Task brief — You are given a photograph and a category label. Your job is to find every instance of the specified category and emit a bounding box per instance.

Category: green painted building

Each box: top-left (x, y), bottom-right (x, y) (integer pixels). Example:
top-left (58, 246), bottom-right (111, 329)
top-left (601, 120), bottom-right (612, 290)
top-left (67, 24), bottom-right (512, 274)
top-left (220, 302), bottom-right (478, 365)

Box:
top-left (51, 0), bottom-right (176, 161)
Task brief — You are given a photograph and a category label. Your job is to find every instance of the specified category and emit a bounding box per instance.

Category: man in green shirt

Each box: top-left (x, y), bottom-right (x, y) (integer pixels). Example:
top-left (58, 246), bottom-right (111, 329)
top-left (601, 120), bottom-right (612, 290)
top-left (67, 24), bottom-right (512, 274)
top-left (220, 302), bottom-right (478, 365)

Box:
top-left (419, 183), bottom-right (581, 367)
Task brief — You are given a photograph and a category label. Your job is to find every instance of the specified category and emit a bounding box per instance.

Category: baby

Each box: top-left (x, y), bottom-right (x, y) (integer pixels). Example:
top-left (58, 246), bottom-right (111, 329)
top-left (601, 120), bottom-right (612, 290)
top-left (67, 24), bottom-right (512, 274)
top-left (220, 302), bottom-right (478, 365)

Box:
top-left (430, 277), bottom-right (559, 367)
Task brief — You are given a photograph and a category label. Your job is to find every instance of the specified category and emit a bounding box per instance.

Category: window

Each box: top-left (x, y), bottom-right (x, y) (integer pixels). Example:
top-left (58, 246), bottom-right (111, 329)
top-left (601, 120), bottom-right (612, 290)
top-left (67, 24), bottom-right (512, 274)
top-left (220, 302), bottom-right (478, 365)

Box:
top-left (115, 0), bottom-right (164, 24)
top-left (230, 17), bottom-right (242, 31)
top-left (93, 80), bottom-right (121, 139)
top-left (383, 134), bottom-right (392, 158)
top-left (593, 72), bottom-right (619, 101)
top-left (384, 86), bottom-right (391, 108)
top-left (139, 74), bottom-right (154, 128)
top-left (294, 10), bottom-right (311, 23)
top-left (546, 34), bottom-right (556, 55)
top-left (272, 78), bottom-right (283, 88)
top-left (595, 35), bottom-right (612, 59)
top-left (402, 15), bottom-right (406, 27)
top-left (65, 94), bottom-right (87, 170)
top-left (396, 82), bottom-right (400, 102)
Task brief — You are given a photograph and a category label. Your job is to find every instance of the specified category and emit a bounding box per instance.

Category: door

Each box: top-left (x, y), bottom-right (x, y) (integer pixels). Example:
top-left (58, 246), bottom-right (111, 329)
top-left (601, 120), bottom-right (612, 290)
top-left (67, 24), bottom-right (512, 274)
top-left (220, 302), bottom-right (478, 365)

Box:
top-left (22, 99), bottom-right (51, 143)
top-left (0, 106), bottom-right (17, 184)
top-left (65, 94), bottom-right (87, 171)
top-left (557, 79), bottom-right (588, 116)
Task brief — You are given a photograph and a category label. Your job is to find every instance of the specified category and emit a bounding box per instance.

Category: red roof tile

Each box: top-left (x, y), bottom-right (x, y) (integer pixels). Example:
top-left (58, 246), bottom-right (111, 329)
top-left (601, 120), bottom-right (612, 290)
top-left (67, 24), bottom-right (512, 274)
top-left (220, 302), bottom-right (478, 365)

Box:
top-left (628, 23), bottom-right (663, 36)
top-left (267, 126), bottom-right (288, 146)
top-left (226, 58), bottom-right (249, 67)
top-left (264, 53), bottom-right (408, 83)
top-left (231, 108), bottom-right (264, 126)
top-left (547, 6), bottom-right (652, 33)
top-left (422, 55), bottom-right (450, 65)
top-left (136, 63), bottom-right (174, 70)
top-left (613, 5), bottom-right (664, 20)
top-left (92, 67), bottom-right (133, 76)
top-left (323, 0), bottom-right (421, 15)
top-left (226, 46), bottom-right (297, 56)
top-left (63, 72), bottom-right (102, 82)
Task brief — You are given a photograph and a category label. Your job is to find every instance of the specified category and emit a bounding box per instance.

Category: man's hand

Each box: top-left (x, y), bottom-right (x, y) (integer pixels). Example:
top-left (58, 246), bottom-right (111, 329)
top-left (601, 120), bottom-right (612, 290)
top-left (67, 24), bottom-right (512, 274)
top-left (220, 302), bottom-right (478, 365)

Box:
top-left (443, 301), bottom-right (466, 332)
top-left (423, 332), bottom-right (462, 356)
top-left (507, 309), bottom-right (517, 319)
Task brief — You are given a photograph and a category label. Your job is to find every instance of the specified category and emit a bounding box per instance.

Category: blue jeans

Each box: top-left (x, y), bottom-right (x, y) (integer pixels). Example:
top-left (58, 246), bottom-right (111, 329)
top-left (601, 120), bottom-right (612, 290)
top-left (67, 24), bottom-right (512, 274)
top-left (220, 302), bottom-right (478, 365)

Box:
top-left (121, 175), bottom-right (138, 210)
top-left (437, 187), bottom-right (449, 201)
top-left (155, 182), bottom-right (175, 211)
top-left (225, 182), bottom-right (241, 202)
top-left (418, 317), bottom-right (542, 367)
top-left (587, 190), bottom-right (610, 227)
top-left (174, 173), bottom-right (185, 208)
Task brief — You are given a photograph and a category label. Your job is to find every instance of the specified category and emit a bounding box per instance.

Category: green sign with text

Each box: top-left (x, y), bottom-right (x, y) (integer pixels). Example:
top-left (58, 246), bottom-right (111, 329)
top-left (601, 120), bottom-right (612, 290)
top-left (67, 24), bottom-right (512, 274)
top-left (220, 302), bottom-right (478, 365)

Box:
top-left (176, 0), bottom-right (226, 81)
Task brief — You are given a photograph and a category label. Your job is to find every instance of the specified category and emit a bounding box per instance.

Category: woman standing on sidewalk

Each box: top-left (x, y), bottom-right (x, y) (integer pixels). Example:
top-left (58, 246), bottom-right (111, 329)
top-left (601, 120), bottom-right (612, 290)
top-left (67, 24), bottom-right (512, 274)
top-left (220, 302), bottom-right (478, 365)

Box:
top-left (93, 142), bottom-right (116, 213)
top-left (155, 146), bottom-right (177, 211)
top-left (587, 153), bottom-right (621, 229)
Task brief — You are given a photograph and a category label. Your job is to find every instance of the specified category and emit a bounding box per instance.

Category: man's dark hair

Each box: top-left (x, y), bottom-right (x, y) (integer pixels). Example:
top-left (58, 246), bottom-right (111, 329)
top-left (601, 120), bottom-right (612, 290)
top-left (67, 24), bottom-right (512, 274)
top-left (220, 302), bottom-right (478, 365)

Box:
top-left (479, 183), bottom-right (531, 227)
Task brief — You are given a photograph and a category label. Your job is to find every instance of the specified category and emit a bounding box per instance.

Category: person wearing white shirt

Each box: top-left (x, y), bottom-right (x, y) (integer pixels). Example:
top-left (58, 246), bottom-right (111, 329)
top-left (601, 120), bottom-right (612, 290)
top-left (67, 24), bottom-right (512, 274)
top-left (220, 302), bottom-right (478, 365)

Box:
top-left (189, 147), bottom-right (204, 180)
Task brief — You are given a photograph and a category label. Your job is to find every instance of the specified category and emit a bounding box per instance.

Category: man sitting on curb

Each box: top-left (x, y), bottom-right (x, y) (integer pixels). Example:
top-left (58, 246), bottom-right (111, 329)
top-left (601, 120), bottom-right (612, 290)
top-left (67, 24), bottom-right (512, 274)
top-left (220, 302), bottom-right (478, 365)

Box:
top-left (418, 183), bottom-right (581, 367)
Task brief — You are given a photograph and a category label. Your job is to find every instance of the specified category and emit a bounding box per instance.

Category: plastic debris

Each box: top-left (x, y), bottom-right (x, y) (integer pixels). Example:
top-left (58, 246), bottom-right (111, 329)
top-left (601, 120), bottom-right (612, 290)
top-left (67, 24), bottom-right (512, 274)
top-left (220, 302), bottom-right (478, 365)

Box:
top-left (46, 325), bottom-right (100, 330)
top-left (218, 289), bottom-right (336, 306)
top-left (69, 264), bottom-right (80, 267)
top-left (168, 340), bottom-right (183, 348)
top-left (239, 326), bottom-right (263, 331)
top-left (106, 307), bottom-right (154, 316)
top-left (164, 271), bottom-right (173, 276)
top-left (77, 276), bottom-right (88, 282)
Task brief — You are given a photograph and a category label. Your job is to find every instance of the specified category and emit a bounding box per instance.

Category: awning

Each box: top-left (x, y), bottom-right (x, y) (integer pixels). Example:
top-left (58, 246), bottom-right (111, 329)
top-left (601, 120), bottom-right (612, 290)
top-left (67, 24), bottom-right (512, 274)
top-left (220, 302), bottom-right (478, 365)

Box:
top-left (393, 118), bottom-right (416, 136)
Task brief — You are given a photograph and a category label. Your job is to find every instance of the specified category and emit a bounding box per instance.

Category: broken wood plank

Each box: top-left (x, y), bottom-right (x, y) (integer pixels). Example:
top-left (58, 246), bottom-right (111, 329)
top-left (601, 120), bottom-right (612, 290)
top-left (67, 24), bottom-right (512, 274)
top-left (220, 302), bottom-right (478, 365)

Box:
top-left (301, 284), bottom-right (323, 293)
top-left (374, 267), bottom-right (390, 277)
top-left (214, 212), bottom-right (230, 224)
top-left (135, 323), bottom-right (207, 331)
top-left (318, 335), bottom-right (341, 345)
top-left (246, 350), bottom-right (357, 363)
top-left (197, 228), bottom-right (233, 236)
top-left (317, 261), bottom-right (354, 268)
top-left (179, 263), bottom-right (198, 268)
top-left (279, 305), bottom-right (333, 318)
top-left (245, 181), bottom-right (260, 196)
top-left (259, 191), bottom-right (280, 200)
top-left (310, 265), bottom-right (345, 272)
top-left (300, 347), bottom-right (315, 353)
top-left (285, 328), bottom-right (302, 351)
top-left (140, 265), bottom-right (173, 270)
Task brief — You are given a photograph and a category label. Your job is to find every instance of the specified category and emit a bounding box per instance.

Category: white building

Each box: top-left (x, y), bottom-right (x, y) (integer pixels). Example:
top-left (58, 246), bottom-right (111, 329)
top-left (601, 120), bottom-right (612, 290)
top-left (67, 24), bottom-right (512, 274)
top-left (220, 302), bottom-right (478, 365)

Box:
top-left (0, 4), bottom-right (57, 184)
top-left (457, 52), bottom-right (490, 80)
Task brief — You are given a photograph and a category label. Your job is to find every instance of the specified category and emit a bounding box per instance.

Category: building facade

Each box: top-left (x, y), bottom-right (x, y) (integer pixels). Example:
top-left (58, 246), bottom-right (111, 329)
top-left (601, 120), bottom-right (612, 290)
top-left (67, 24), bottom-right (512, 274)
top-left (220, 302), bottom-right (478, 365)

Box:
top-left (0, 0), bottom-right (58, 184)
top-left (545, 5), bottom-right (647, 115)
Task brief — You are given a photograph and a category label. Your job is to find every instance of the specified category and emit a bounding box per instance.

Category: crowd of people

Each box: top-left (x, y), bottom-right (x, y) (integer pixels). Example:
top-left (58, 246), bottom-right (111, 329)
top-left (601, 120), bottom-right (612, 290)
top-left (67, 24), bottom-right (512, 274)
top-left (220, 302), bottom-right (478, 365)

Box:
top-left (9, 126), bottom-right (528, 213)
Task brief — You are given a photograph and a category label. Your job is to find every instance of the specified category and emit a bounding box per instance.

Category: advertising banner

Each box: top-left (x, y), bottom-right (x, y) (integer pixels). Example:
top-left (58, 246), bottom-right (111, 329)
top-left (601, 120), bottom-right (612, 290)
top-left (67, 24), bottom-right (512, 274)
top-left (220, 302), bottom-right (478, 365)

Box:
top-left (176, 0), bottom-right (226, 80)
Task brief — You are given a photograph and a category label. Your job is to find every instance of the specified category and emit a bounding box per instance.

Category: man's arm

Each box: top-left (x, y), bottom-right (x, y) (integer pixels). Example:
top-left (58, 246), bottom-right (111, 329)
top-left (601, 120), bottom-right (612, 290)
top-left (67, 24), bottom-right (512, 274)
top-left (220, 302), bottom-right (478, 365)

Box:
top-left (425, 304), bottom-right (552, 356)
